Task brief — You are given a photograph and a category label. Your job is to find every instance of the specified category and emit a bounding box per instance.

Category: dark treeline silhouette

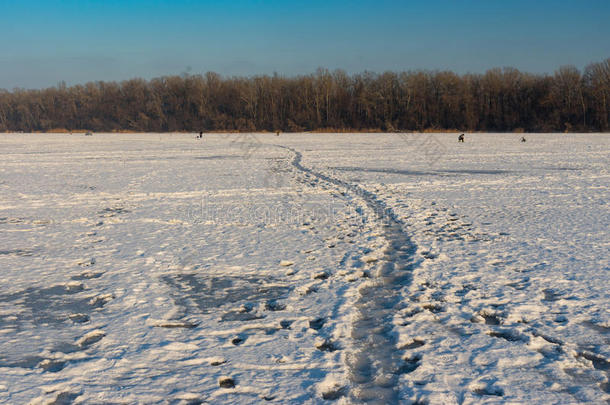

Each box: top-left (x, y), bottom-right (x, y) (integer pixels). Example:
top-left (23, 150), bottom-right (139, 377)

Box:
top-left (0, 59), bottom-right (608, 133)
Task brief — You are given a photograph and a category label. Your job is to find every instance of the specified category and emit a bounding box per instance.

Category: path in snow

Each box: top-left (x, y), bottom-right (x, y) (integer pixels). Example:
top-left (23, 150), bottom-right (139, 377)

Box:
top-left (279, 145), bottom-right (419, 403)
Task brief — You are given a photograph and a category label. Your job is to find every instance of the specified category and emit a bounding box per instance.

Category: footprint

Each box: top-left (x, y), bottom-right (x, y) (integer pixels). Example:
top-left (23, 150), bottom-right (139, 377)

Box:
top-left (89, 294), bottom-right (114, 308)
top-left (478, 310), bottom-right (502, 325)
top-left (422, 303), bottom-right (444, 313)
top-left (68, 313), bottom-right (90, 323)
top-left (209, 357), bottom-right (227, 366)
top-left (397, 354), bottom-right (421, 374)
top-left (542, 289), bottom-right (563, 302)
top-left (220, 311), bottom-right (265, 322)
top-left (38, 359), bottom-right (67, 373)
top-left (312, 271), bottom-right (330, 280)
top-left (231, 335), bottom-right (245, 346)
top-left (536, 344), bottom-right (563, 359)
top-left (265, 299), bottom-right (286, 311)
top-left (581, 321), bottom-right (610, 335)
top-left (315, 338), bottom-right (338, 352)
top-left (218, 376), bottom-right (236, 388)
top-left (532, 331), bottom-right (563, 345)
top-left (309, 317), bottom-right (326, 330)
top-left (577, 352), bottom-right (610, 371)
top-left (487, 329), bottom-right (525, 342)
top-left (279, 320), bottom-right (293, 329)
top-left (49, 392), bottom-right (80, 404)
top-left (420, 251), bottom-right (437, 260)
top-left (472, 386), bottom-right (503, 396)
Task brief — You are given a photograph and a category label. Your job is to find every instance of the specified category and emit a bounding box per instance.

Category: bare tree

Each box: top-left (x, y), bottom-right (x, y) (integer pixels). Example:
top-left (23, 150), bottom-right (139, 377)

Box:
top-left (1, 58), bottom-right (609, 133)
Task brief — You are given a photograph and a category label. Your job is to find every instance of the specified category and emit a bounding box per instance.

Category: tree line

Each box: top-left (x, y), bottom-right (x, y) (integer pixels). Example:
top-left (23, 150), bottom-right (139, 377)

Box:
top-left (0, 58), bottom-right (608, 133)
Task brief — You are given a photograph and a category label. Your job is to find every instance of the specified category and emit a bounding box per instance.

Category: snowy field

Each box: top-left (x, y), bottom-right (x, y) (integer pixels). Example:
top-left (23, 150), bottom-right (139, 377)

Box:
top-left (0, 132), bottom-right (608, 404)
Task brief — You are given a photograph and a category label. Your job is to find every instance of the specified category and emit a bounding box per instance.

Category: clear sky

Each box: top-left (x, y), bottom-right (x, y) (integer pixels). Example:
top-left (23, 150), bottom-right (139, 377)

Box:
top-left (1, 0), bottom-right (609, 89)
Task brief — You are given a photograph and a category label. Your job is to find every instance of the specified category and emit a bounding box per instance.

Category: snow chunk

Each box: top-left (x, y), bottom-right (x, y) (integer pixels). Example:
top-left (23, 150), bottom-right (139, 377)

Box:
top-left (218, 376), bottom-right (235, 388)
top-left (316, 375), bottom-right (347, 400)
top-left (361, 255), bottom-right (379, 263)
top-left (77, 330), bottom-right (106, 347)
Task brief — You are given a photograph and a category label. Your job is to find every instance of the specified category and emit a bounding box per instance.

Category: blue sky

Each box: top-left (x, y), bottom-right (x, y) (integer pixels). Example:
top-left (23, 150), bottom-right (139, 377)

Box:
top-left (1, 0), bottom-right (609, 89)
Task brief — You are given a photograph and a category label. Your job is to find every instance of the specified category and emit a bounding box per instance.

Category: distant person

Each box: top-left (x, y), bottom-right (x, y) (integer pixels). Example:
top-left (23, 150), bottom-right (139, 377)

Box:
top-left (458, 133), bottom-right (465, 142)
top-left (197, 131), bottom-right (203, 139)
top-left (276, 130), bottom-right (280, 136)
top-left (520, 136), bottom-right (526, 142)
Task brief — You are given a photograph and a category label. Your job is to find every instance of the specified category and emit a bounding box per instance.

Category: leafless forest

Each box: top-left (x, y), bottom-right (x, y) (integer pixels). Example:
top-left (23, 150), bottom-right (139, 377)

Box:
top-left (1, 59), bottom-right (608, 133)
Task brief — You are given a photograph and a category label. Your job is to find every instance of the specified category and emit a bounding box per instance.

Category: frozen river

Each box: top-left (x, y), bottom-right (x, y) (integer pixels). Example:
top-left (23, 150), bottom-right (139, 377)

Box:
top-left (0, 132), bottom-right (608, 404)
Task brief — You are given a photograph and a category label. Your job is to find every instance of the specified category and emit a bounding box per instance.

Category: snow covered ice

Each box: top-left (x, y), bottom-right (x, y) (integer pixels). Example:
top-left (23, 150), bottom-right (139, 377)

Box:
top-left (0, 132), bottom-right (608, 404)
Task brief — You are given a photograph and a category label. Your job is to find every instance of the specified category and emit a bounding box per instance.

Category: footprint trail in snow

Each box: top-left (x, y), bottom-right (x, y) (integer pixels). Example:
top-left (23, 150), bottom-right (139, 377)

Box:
top-left (279, 145), bottom-right (419, 403)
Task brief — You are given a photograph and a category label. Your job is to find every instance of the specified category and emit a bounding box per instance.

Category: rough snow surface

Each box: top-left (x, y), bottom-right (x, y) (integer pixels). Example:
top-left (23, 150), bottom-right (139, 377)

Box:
top-left (0, 132), bottom-right (608, 404)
